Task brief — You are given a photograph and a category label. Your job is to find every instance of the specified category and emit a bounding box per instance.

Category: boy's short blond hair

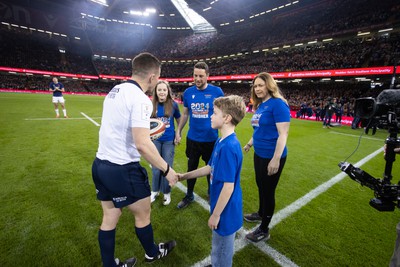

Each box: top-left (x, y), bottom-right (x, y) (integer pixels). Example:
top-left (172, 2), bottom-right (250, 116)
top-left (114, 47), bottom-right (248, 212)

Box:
top-left (214, 95), bottom-right (246, 126)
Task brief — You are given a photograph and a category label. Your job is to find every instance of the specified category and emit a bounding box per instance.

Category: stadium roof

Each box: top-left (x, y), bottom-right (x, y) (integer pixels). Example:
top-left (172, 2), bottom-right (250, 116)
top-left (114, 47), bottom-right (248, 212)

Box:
top-left (5, 0), bottom-right (302, 33)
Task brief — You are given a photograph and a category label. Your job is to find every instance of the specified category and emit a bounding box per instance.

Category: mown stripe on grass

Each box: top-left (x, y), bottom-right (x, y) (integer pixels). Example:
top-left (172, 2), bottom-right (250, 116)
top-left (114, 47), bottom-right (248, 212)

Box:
top-left (186, 146), bottom-right (384, 267)
top-left (25, 117), bottom-right (101, 121)
top-left (176, 181), bottom-right (299, 267)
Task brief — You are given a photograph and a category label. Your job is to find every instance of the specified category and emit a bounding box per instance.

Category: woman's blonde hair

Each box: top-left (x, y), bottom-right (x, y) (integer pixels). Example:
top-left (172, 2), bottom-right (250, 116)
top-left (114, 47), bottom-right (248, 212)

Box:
top-left (151, 80), bottom-right (175, 118)
top-left (250, 72), bottom-right (287, 111)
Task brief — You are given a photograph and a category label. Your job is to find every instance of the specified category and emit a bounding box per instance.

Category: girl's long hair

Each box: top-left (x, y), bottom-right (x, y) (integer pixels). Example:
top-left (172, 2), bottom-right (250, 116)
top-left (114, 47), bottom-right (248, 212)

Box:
top-left (151, 80), bottom-right (174, 118)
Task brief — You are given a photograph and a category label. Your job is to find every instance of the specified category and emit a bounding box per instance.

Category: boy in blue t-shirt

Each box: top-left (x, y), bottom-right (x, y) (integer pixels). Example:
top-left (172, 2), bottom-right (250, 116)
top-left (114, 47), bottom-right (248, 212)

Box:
top-left (178, 95), bottom-right (246, 267)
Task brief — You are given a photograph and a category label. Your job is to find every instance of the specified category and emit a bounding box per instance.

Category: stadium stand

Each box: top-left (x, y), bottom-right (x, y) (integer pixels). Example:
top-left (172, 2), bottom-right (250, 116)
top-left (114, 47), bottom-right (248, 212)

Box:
top-left (0, 0), bottom-right (399, 116)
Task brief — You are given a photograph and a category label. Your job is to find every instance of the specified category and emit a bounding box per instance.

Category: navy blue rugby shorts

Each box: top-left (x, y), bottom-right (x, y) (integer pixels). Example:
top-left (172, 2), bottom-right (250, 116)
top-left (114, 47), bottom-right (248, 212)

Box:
top-left (92, 158), bottom-right (151, 208)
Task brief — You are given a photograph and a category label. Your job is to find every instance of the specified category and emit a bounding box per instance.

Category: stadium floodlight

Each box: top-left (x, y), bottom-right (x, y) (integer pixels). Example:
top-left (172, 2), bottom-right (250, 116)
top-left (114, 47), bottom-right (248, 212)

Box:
top-left (357, 31), bottom-right (370, 36)
top-left (90, 0), bottom-right (108, 7)
top-left (378, 28), bottom-right (393, 33)
top-left (145, 8), bottom-right (156, 13)
top-left (130, 10), bottom-right (142, 16)
top-left (130, 8), bottom-right (155, 16)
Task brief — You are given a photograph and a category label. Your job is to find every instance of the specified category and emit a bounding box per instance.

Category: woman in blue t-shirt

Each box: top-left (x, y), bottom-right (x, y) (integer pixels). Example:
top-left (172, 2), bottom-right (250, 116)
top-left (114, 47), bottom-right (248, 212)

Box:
top-left (243, 72), bottom-right (291, 242)
top-left (150, 81), bottom-right (181, 205)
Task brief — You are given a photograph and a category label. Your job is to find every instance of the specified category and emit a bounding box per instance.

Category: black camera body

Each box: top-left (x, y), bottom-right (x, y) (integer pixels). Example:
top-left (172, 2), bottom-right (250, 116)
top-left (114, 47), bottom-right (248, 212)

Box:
top-left (339, 89), bottom-right (400, 212)
top-left (354, 89), bottom-right (400, 132)
top-left (339, 161), bottom-right (399, 211)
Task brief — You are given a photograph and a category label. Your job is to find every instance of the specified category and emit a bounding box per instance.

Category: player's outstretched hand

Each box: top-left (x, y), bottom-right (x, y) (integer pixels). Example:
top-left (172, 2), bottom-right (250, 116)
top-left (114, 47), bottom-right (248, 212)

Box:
top-left (166, 168), bottom-right (178, 186)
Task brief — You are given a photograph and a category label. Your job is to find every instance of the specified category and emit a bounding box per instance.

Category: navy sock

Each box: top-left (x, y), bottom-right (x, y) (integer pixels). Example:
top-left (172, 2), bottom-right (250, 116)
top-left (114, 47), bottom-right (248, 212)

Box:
top-left (135, 224), bottom-right (159, 257)
top-left (98, 229), bottom-right (117, 267)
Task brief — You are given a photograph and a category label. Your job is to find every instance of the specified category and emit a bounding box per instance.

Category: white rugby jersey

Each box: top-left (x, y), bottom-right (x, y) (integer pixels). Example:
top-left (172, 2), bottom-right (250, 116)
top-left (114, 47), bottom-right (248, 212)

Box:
top-left (96, 80), bottom-right (152, 164)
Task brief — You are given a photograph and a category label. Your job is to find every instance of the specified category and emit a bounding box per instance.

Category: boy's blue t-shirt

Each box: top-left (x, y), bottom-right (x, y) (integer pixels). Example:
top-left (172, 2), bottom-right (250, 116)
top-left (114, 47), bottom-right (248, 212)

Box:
top-left (208, 133), bottom-right (243, 236)
top-left (154, 101), bottom-right (181, 142)
top-left (251, 98), bottom-right (290, 159)
top-left (183, 84), bottom-right (224, 142)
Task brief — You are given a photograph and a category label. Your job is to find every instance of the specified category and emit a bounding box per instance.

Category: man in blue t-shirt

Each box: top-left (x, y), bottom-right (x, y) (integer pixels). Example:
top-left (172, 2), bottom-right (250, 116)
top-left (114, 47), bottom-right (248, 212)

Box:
top-left (175, 62), bottom-right (224, 209)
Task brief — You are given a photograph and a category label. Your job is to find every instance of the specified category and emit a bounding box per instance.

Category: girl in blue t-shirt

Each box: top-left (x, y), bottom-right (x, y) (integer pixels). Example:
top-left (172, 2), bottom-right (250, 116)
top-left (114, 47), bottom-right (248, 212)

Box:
top-left (243, 72), bottom-right (291, 243)
top-left (150, 81), bottom-right (181, 205)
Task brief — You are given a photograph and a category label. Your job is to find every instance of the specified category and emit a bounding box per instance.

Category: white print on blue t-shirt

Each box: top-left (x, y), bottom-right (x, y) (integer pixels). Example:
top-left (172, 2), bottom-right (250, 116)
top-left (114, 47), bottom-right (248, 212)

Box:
top-left (158, 116), bottom-right (171, 128)
top-left (191, 102), bottom-right (210, 119)
top-left (251, 113), bottom-right (261, 127)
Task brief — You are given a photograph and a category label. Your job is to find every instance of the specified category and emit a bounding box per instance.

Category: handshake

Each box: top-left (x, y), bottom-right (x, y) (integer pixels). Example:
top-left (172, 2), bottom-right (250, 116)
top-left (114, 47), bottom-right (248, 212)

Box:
top-left (164, 166), bottom-right (210, 187)
top-left (164, 169), bottom-right (191, 187)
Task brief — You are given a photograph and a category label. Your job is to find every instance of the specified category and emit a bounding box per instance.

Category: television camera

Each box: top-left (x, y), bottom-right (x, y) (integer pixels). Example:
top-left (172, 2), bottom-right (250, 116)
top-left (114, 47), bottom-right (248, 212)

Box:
top-left (339, 89), bottom-right (400, 211)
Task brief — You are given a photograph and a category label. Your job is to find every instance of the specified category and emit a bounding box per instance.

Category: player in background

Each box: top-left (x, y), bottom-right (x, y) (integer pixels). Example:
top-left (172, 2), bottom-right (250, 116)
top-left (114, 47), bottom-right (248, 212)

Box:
top-left (150, 80), bottom-right (181, 206)
top-left (174, 62), bottom-right (224, 209)
top-left (178, 95), bottom-right (246, 267)
top-left (49, 77), bottom-right (68, 118)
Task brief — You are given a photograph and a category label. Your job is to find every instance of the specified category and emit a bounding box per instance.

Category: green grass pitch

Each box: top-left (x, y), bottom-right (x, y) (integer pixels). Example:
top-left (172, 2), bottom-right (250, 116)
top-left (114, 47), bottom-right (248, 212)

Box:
top-left (0, 92), bottom-right (399, 266)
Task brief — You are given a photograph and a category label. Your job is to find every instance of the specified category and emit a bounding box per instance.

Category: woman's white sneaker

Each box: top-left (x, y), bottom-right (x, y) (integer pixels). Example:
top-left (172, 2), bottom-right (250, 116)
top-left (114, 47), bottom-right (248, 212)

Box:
top-left (163, 193), bottom-right (171, 206)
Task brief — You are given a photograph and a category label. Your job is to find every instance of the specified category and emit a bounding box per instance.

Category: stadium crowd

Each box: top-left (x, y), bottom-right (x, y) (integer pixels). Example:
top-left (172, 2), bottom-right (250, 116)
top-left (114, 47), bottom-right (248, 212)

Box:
top-left (0, 71), bottom-right (381, 120)
top-left (0, 0), bottom-right (399, 120)
top-left (0, 0), bottom-right (399, 78)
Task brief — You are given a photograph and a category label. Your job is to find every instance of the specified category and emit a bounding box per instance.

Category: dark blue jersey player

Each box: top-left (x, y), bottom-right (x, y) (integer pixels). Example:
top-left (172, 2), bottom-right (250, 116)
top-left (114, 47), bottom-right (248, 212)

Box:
top-left (49, 77), bottom-right (68, 118)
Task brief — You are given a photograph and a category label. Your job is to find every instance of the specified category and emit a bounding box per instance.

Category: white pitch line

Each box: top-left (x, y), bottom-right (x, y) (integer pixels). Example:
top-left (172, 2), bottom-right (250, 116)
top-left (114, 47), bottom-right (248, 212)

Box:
top-left (80, 112), bottom-right (100, 126)
top-left (176, 182), bottom-right (299, 267)
top-left (330, 131), bottom-right (384, 141)
top-left (175, 182), bottom-right (210, 210)
top-left (24, 117), bottom-right (101, 121)
top-left (186, 146), bottom-right (384, 267)
top-left (268, 146), bottom-right (384, 229)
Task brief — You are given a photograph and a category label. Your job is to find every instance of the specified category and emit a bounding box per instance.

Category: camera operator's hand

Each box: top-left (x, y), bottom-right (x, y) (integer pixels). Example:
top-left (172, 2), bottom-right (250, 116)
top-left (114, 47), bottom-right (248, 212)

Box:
top-left (384, 144), bottom-right (400, 156)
